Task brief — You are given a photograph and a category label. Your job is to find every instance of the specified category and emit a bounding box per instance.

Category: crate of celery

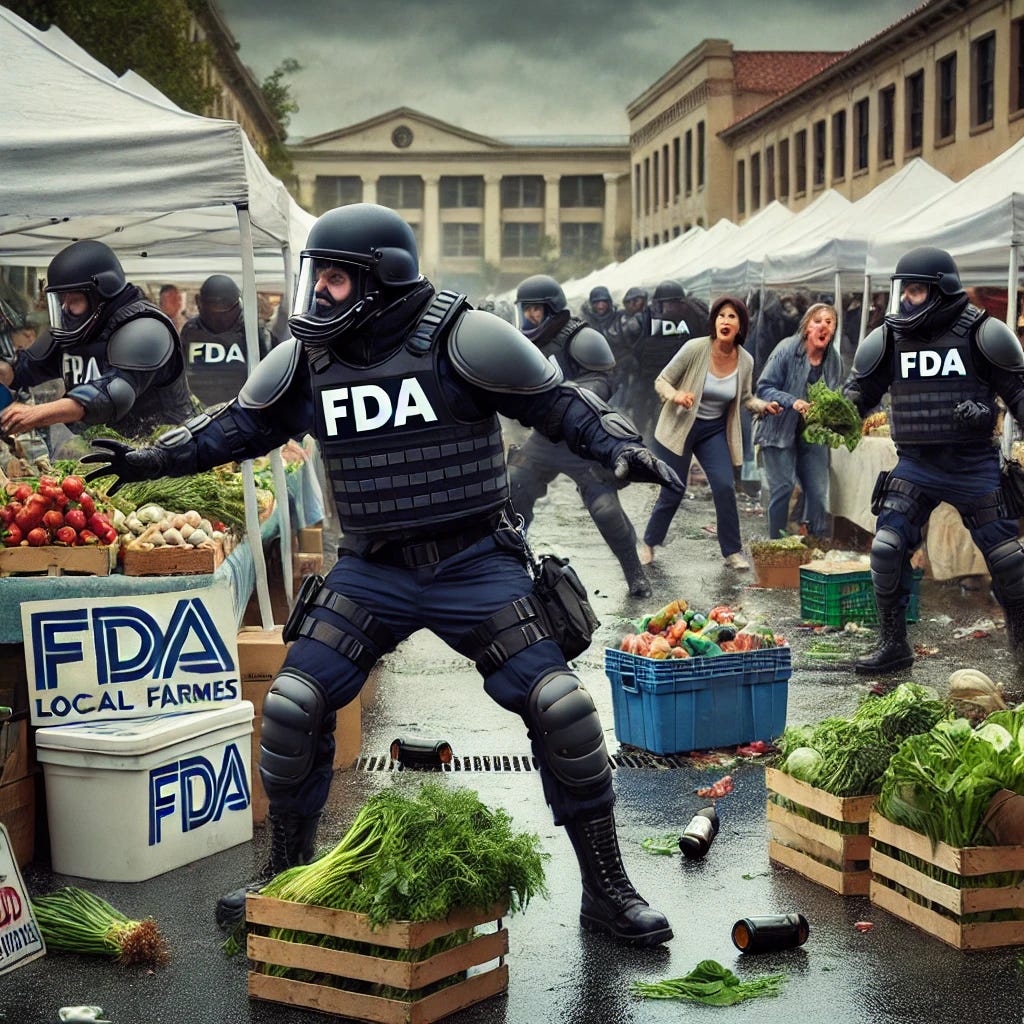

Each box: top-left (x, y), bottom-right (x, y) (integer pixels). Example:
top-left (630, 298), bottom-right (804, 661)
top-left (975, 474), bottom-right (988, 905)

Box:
top-left (767, 684), bottom-right (946, 896)
top-left (245, 783), bottom-right (547, 1023)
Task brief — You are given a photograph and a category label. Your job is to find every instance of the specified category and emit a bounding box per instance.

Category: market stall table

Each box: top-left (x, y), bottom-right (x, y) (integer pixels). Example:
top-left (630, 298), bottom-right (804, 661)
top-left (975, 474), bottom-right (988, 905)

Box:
top-left (828, 435), bottom-right (988, 581)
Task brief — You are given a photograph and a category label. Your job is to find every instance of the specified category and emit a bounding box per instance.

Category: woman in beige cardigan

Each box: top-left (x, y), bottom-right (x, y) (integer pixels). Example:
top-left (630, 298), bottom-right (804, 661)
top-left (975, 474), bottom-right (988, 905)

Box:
top-left (639, 295), bottom-right (781, 569)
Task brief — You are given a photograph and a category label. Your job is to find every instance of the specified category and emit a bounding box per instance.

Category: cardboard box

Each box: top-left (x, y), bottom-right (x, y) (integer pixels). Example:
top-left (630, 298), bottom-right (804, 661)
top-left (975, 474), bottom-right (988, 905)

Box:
top-left (296, 525), bottom-right (323, 554)
top-left (247, 895), bottom-right (508, 1024)
top-left (238, 628), bottom-right (361, 825)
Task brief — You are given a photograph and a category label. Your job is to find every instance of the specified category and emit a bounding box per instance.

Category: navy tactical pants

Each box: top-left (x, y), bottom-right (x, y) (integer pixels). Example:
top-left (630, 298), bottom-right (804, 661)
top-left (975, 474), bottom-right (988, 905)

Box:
top-left (268, 533), bottom-right (615, 825)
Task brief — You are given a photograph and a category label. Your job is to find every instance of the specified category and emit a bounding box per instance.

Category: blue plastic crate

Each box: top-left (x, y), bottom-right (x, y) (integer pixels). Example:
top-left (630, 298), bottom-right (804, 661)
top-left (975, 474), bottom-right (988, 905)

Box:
top-left (604, 646), bottom-right (791, 755)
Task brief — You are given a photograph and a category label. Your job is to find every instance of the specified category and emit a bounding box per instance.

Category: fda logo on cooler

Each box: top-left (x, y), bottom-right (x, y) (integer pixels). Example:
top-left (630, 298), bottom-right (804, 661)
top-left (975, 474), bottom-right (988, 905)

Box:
top-left (21, 584), bottom-right (241, 726)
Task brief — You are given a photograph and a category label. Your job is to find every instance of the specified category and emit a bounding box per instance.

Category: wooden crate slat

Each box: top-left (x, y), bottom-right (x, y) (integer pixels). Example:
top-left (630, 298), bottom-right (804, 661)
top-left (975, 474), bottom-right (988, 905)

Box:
top-left (870, 848), bottom-right (964, 915)
top-left (769, 840), bottom-right (870, 896)
top-left (247, 894), bottom-right (506, 948)
top-left (408, 965), bottom-right (509, 1024)
top-left (767, 801), bottom-right (866, 861)
top-left (121, 539), bottom-right (225, 577)
top-left (0, 543), bottom-right (117, 577)
top-left (766, 767), bottom-right (875, 822)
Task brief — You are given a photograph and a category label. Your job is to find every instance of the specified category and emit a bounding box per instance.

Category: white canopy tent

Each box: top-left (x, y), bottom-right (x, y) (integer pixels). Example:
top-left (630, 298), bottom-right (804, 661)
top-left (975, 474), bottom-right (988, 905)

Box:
top-left (0, 7), bottom-right (314, 625)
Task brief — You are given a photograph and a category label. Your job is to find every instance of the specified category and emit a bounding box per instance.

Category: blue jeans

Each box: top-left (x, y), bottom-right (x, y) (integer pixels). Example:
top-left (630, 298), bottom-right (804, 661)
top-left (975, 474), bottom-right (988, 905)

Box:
top-left (761, 438), bottom-right (830, 539)
top-left (643, 415), bottom-right (742, 558)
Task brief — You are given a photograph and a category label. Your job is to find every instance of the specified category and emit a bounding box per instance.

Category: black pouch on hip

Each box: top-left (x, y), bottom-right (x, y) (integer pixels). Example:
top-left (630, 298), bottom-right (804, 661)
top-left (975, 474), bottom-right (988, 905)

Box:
top-left (1001, 461), bottom-right (1024, 518)
top-left (531, 552), bottom-right (601, 660)
top-left (283, 573), bottom-right (325, 643)
top-left (870, 469), bottom-right (892, 517)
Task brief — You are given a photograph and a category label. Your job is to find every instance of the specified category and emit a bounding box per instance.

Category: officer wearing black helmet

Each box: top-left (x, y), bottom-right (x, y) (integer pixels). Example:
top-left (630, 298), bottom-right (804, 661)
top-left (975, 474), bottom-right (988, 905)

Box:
top-left (580, 284), bottom-right (619, 338)
top-left (508, 274), bottom-right (653, 599)
top-left (82, 204), bottom-right (681, 948)
top-left (181, 274), bottom-right (272, 408)
top-left (605, 286), bottom-right (648, 401)
top-left (843, 246), bottom-right (1024, 674)
top-left (0, 239), bottom-right (195, 442)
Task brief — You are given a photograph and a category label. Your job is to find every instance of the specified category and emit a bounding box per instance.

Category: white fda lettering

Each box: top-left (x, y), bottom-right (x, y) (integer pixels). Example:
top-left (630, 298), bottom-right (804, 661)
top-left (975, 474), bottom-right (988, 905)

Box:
top-left (899, 349), bottom-right (968, 377)
top-left (321, 378), bottom-right (439, 436)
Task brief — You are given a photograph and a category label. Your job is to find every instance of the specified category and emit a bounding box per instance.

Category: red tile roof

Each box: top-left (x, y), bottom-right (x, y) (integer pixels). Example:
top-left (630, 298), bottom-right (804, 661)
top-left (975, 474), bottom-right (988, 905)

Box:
top-left (733, 51), bottom-right (846, 95)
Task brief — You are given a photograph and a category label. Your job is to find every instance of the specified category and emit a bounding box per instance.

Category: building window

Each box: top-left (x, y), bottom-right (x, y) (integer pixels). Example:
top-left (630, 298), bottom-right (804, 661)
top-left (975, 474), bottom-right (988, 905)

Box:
top-left (812, 119), bottom-right (826, 187)
top-left (831, 110), bottom-right (846, 181)
top-left (643, 159), bottom-right (650, 215)
top-left (560, 175), bottom-right (604, 207)
top-left (905, 70), bottom-right (924, 152)
top-left (750, 151), bottom-right (761, 211)
top-left (442, 222), bottom-right (481, 257)
top-left (794, 129), bottom-right (807, 193)
top-left (736, 159), bottom-right (746, 216)
top-left (1013, 17), bottom-right (1024, 114)
top-left (879, 84), bottom-right (895, 162)
top-left (652, 150), bottom-right (659, 212)
top-left (314, 175), bottom-right (362, 213)
top-left (778, 137), bottom-right (790, 199)
top-left (935, 53), bottom-right (957, 142)
top-left (501, 222), bottom-right (542, 258)
top-left (501, 176), bottom-right (544, 208)
top-left (378, 176), bottom-right (423, 209)
top-left (439, 176), bottom-right (483, 208)
top-left (973, 32), bottom-right (996, 128)
top-left (560, 222), bottom-right (603, 260)
top-left (634, 164), bottom-right (641, 217)
top-left (854, 98), bottom-right (869, 171)
top-left (662, 144), bottom-right (670, 206)
top-left (684, 129), bottom-right (693, 196)
top-left (697, 121), bottom-right (706, 188)
top-left (765, 145), bottom-right (775, 203)
top-left (673, 137), bottom-right (681, 200)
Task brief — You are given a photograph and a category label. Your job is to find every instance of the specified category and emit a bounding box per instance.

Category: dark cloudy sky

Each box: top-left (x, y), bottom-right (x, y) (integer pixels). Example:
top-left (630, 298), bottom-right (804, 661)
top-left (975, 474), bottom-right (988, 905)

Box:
top-left (216, 0), bottom-right (924, 141)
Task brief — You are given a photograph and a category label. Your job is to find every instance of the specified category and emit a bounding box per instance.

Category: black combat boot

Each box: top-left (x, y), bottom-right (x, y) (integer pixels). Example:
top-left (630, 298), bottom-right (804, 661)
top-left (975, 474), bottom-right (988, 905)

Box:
top-left (855, 604), bottom-right (913, 676)
top-left (563, 811), bottom-right (673, 946)
top-left (215, 811), bottom-right (321, 933)
top-left (616, 547), bottom-right (652, 599)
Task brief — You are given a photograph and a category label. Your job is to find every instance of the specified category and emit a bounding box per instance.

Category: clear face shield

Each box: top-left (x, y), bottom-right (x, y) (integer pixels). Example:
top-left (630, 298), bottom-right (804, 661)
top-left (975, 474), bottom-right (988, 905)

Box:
top-left (46, 288), bottom-right (100, 345)
top-left (887, 277), bottom-right (935, 320)
top-left (288, 255), bottom-right (371, 345)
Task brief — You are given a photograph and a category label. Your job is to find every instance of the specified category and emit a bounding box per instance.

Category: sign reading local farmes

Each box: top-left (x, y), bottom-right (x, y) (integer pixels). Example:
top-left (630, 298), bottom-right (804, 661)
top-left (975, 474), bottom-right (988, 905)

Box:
top-left (23, 584), bottom-right (240, 726)
top-left (0, 824), bottom-right (45, 976)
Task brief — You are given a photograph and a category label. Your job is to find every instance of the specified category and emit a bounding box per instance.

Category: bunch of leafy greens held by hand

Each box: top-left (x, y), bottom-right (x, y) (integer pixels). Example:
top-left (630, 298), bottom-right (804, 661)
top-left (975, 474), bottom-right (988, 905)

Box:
top-left (802, 380), bottom-right (862, 452)
top-left (259, 783), bottom-right (548, 927)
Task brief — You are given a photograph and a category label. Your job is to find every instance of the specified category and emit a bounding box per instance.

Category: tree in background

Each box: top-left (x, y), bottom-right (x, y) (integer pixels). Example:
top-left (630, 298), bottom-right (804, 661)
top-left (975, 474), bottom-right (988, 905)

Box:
top-left (259, 57), bottom-right (302, 185)
top-left (9, 0), bottom-right (217, 113)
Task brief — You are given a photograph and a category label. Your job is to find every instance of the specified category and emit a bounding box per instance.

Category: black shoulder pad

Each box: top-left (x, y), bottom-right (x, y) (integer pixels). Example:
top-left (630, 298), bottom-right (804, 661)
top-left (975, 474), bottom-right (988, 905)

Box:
top-left (448, 309), bottom-right (562, 394)
top-left (851, 325), bottom-right (887, 377)
top-left (106, 317), bottom-right (175, 372)
top-left (976, 317), bottom-right (1024, 372)
top-left (569, 325), bottom-right (615, 371)
top-left (25, 329), bottom-right (58, 364)
top-left (239, 338), bottom-right (303, 409)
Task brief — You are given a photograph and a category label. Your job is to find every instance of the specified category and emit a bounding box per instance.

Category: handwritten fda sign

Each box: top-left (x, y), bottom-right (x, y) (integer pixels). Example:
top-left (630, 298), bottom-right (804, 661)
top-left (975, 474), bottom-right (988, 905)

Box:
top-left (0, 824), bottom-right (45, 976)
top-left (22, 585), bottom-right (240, 726)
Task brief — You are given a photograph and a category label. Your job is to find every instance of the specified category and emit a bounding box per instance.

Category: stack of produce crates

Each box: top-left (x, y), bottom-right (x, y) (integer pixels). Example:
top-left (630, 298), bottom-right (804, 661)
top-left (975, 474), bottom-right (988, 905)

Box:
top-left (799, 559), bottom-right (923, 626)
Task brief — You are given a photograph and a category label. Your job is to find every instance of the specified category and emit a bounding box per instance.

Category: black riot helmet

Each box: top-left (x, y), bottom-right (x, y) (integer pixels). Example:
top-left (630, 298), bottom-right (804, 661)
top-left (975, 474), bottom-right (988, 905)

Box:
top-left (588, 285), bottom-right (613, 308)
top-left (288, 203), bottom-right (423, 349)
top-left (623, 286), bottom-right (648, 311)
top-left (651, 279), bottom-right (685, 319)
top-left (885, 246), bottom-right (966, 335)
top-left (45, 239), bottom-right (129, 346)
top-left (197, 274), bottom-right (242, 334)
top-left (515, 274), bottom-right (567, 339)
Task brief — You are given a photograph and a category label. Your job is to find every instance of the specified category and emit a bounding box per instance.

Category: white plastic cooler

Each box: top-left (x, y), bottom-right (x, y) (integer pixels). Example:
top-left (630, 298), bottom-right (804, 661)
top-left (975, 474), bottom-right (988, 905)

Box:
top-left (35, 701), bottom-right (254, 882)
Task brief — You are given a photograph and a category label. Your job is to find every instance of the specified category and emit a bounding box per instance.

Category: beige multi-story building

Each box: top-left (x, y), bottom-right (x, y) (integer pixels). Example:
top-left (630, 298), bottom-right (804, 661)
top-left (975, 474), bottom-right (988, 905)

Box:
top-left (288, 107), bottom-right (630, 297)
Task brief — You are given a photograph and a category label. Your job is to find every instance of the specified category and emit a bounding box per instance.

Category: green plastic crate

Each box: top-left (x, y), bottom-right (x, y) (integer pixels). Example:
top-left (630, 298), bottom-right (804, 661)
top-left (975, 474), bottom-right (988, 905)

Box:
top-left (799, 563), bottom-right (922, 626)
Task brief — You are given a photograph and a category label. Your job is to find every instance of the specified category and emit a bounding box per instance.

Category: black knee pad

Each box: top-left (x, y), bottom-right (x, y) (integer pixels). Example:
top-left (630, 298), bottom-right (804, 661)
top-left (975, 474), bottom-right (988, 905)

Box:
top-left (525, 671), bottom-right (611, 799)
top-left (259, 669), bottom-right (327, 790)
top-left (870, 526), bottom-right (905, 600)
top-left (986, 537), bottom-right (1024, 605)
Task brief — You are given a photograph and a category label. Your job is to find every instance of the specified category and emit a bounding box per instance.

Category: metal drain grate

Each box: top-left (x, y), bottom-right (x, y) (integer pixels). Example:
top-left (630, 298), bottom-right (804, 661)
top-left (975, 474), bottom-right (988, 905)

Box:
top-left (356, 751), bottom-right (694, 773)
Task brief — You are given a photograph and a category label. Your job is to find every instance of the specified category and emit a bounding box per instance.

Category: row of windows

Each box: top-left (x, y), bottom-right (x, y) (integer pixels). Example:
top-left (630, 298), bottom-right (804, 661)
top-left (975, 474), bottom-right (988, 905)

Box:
top-left (632, 121), bottom-right (706, 218)
top-left (440, 222), bottom-right (603, 260)
top-left (313, 175), bottom-right (606, 214)
top-left (735, 21), bottom-right (1024, 215)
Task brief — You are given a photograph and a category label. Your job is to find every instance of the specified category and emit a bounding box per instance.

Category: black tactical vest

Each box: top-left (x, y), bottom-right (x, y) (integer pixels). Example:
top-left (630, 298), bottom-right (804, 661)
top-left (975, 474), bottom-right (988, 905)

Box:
top-left (889, 305), bottom-right (994, 445)
top-left (62, 299), bottom-right (195, 437)
top-left (536, 317), bottom-right (587, 381)
top-left (314, 294), bottom-right (508, 535)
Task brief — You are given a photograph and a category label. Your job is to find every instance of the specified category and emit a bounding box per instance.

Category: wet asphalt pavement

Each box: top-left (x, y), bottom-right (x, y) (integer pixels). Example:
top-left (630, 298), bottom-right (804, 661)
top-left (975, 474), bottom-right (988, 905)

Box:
top-left (6, 472), bottom-right (1024, 1024)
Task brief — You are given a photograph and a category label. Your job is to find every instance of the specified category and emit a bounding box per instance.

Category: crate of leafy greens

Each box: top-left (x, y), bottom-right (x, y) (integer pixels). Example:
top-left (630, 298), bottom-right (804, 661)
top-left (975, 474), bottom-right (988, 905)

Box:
top-left (768, 683), bottom-right (946, 896)
top-left (870, 709), bottom-right (1024, 949)
top-left (245, 782), bottom-right (547, 1023)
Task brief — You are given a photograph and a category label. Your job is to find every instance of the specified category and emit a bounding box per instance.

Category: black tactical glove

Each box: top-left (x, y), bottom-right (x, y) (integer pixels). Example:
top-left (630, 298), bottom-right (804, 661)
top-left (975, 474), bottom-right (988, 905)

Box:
top-left (841, 380), bottom-right (864, 415)
top-left (81, 438), bottom-right (170, 495)
top-left (612, 445), bottom-right (683, 491)
top-left (953, 399), bottom-right (994, 431)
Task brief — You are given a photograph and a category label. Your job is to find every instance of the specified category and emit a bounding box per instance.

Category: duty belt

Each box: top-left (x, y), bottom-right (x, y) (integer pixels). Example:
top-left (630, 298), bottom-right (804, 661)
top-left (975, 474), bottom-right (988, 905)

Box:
top-left (368, 514), bottom-right (502, 568)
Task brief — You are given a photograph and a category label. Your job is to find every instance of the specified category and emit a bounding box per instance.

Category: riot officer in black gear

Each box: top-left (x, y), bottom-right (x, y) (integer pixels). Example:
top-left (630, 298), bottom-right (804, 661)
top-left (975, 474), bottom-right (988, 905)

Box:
top-left (842, 246), bottom-right (1024, 674)
top-left (0, 240), bottom-right (195, 442)
top-left (181, 274), bottom-right (272, 408)
top-left (508, 274), bottom-right (654, 600)
top-left (580, 284), bottom-right (619, 339)
top-left (82, 205), bottom-right (681, 948)
top-left (605, 286), bottom-right (648, 402)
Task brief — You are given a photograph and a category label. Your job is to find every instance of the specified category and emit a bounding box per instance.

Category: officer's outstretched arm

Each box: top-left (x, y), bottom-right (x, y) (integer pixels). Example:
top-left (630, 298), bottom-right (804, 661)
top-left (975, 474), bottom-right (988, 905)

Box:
top-left (842, 326), bottom-right (891, 415)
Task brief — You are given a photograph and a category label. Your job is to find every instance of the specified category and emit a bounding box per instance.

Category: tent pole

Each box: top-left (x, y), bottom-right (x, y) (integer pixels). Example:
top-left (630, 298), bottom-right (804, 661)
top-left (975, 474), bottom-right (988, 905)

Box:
top-left (834, 270), bottom-right (843, 345)
top-left (859, 274), bottom-right (871, 343)
top-left (1007, 243), bottom-right (1020, 330)
top-left (236, 203), bottom-right (278, 629)
top-left (280, 242), bottom-right (293, 318)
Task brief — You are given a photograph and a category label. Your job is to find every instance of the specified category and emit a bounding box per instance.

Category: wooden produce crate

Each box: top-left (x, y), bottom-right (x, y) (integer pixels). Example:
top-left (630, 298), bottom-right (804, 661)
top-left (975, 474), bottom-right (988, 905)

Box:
top-left (121, 538), bottom-right (227, 577)
top-left (247, 894), bottom-right (508, 1024)
top-left (869, 809), bottom-right (1024, 950)
top-left (0, 543), bottom-right (117, 577)
top-left (766, 766), bottom-right (876, 896)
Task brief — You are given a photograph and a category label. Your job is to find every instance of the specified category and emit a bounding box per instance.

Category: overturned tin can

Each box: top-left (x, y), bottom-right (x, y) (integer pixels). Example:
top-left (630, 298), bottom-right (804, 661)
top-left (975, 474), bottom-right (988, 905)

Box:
top-left (389, 736), bottom-right (453, 769)
top-left (731, 913), bottom-right (810, 953)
